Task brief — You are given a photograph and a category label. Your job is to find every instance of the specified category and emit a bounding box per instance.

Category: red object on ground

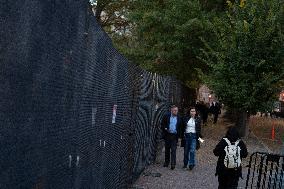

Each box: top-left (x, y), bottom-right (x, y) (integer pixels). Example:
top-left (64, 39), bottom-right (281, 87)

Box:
top-left (271, 124), bottom-right (275, 140)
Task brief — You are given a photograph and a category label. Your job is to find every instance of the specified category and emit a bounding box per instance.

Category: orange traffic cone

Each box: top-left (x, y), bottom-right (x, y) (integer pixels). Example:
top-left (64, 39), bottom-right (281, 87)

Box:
top-left (271, 124), bottom-right (275, 140)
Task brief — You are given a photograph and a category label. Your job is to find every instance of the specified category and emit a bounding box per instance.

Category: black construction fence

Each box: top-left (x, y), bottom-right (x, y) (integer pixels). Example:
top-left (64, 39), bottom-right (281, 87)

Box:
top-left (0, 1), bottom-right (195, 189)
top-left (245, 152), bottom-right (284, 189)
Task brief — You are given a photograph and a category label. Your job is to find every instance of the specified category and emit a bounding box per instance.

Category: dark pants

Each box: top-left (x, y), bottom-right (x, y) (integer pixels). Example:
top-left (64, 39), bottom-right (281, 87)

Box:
top-left (164, 133), bottom-right (177, 166)
top-left (218, 171), bottom-right (239, 189)
top-left (202, 113), bottom-right (208, 124)
top-left (213, 113), bottom-right (219, 124)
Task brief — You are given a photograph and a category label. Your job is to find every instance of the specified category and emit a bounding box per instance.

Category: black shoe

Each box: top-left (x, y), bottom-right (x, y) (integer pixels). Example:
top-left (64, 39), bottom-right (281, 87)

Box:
top-left (188, 165), bottom-right (194, 170)
top-left (183, 165), bottom-right (187, 169)
top-left (171, 165), bottom-right (175, 170)
top-left (163, 163), bottom-right (169, 167)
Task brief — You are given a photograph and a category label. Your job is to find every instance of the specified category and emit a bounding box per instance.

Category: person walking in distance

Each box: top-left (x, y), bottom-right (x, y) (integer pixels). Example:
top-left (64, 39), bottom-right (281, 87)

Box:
top-left (213, 127), bottom-right (248, 189)
top-left (182, 107), bottom-right (202, 170)
top-left (200, 101), bottom-right (209, 125)
top-left (209, 100), bottom-right (221, 124)
top-left (161, 105), bottom-right (183, 170)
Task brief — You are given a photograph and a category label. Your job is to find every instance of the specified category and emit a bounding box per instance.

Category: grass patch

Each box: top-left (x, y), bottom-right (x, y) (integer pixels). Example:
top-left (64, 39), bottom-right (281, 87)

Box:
top-left (249, 116), bottom-right (284, 153)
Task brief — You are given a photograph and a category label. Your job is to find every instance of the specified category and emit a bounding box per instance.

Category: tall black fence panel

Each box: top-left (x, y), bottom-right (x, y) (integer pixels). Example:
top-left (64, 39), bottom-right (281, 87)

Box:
top-left (129, 71), bottom-right (173, 179)
top-left (131, 70), bottom-right (156, 177)
top-left (0, 1), bottom-right (196, 188)
top-left (0, 1), bottom-right (84, 188)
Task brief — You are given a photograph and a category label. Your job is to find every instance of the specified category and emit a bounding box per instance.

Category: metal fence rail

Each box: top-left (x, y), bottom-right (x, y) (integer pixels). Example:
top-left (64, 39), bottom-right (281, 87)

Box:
top-left (245, 152), bottom-right (284, 189)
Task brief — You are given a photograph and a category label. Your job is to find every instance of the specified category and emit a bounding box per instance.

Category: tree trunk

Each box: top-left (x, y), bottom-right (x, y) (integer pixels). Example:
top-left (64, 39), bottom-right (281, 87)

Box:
top-left (235, 111), bottom-right (249, 138)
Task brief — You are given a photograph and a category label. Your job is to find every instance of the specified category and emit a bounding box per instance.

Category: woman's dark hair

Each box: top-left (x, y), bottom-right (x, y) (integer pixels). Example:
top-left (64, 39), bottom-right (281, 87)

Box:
top-left (187, 106), bottom-right (198, 116)
top-left (225, 126), bottom-right (240, 141)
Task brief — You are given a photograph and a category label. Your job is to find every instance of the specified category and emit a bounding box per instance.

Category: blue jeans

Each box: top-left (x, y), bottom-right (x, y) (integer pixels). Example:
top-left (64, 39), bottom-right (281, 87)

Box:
top-left (184, 133), bottom-right (197, 166)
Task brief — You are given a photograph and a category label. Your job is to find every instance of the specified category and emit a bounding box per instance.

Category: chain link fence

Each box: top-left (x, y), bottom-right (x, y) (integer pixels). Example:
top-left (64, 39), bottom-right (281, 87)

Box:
top-left (0, 1), bottom-right (195, 188)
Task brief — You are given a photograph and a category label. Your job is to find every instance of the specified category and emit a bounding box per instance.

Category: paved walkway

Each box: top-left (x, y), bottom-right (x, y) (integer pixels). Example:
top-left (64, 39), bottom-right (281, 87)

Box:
top-left (131, 116), bottom-right (269, 189)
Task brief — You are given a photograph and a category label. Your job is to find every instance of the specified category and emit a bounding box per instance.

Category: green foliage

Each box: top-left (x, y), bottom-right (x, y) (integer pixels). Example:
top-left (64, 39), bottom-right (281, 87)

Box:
top-left (94, 0), bottom-right (284, 112)
top-left (119, 0), bottom-right (220, 87)
top-left (92, 0), bottom-right (133, 34)
top-left (94, 0), bottom-right (227, 88)
top-left (200, 0), bottom-right (284, 112)
top-left (200, 0), bottom-right (227, 11)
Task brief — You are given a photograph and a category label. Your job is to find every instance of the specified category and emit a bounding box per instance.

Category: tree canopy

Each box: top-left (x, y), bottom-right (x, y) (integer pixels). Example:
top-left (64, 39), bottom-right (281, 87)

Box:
top-left (92, 0), bottom-right (228, 88)
top-left (92, 0), bottom-right (284, 118)
top-left (200, 0), bottom-right (284, 113)
top-left (123, 0), bottom-right (224, 87)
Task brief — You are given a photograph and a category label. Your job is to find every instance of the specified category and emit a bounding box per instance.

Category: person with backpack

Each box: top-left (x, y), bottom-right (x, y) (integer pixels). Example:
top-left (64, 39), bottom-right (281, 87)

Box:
top-left (213, 127), bottom-right (248, 189)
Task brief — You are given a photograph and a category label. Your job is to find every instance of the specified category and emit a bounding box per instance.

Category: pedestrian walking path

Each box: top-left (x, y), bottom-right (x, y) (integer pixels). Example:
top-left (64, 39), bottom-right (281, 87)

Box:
top-left (131, 117), bottom-right (269, 189)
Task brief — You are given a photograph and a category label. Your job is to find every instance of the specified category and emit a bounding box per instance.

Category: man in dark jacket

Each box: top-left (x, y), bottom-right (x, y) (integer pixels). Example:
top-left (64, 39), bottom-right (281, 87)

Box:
top-left (161, 105), bottom-right (183, 170)
top-left (197, 101), bottom-right (209, 125)
top-left (209, 101), bottom-right (221, 124)
top-left (213, 127), bottom-right (248, 189)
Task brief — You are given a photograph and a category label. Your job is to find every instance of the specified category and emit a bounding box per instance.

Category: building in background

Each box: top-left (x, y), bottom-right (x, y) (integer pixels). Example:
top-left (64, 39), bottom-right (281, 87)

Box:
top-left (197, 85), bottom-right (217, 103)
top-left (270, 90), bottom-right (284, 118)
top-left (279, 91), bottom-right (284, 101)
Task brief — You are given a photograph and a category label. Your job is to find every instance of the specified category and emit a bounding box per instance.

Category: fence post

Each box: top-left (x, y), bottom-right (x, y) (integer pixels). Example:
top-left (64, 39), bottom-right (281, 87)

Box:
top-left (280, 134), bottom-right (284, 155)
top-left (256, 155), bottom-right (265, 189)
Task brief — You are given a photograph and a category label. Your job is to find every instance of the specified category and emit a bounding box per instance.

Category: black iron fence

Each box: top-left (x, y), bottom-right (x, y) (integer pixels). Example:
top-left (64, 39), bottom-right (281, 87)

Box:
top-left (0, 1), bottom-right (195, 188)
top-left (245, 152), bottom-right (284, 189)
